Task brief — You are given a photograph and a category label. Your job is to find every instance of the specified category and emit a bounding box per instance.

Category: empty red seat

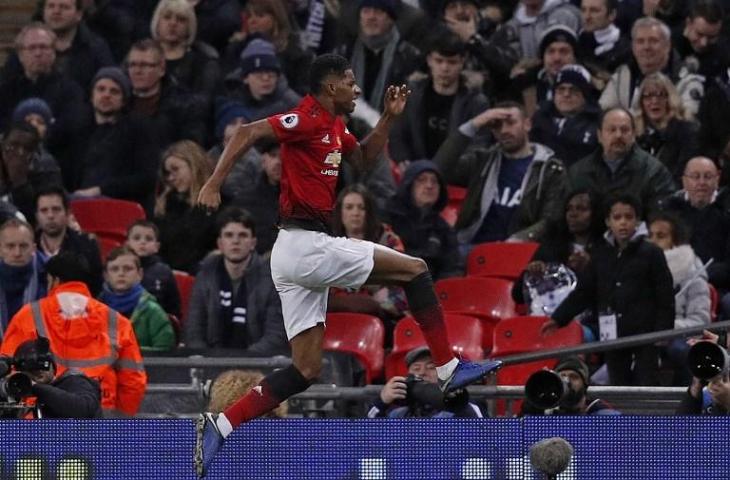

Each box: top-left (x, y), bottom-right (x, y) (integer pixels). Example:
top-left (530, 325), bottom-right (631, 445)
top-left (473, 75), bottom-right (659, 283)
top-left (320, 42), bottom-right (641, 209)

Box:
top-left (466, 241), bottom-right (539, 279)
top-left (96, 235), bottom-right (122, 261)
top-left (173, 270), bottom-right (195, 324)
top-left (384, 314), bottom-right (484, 379)
top-left (71, 199), bottom-right (146, 242)
top-left (323, 313), bottom-right (385, 384)
top-left (435, 276), bottom-right (517, 351)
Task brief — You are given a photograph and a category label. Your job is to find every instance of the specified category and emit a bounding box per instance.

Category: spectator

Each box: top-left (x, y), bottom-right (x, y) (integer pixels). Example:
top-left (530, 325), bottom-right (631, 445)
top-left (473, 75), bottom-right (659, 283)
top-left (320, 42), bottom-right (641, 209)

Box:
top-left (388, 32), bottom-right (489, 166)
top-left (154, 140), bottom-right (216, 274)
top-left (503, 0), bottom-right (581, 59)
top-left (329, 184), bottom-right (408, 322)
top-left (12, 337), bottom-right (102, 418)
top-left (150, 0), bottom-right (221, 101)
top-left (384, 161), bottom-right (463, 280)
top-left (185, 208), bottom-right (289, 356)
top-left (125, 219), bottom-right (181, 319)
top-left (367, 346), bottom-right (483, 418)
top-left (578, 0), bottom-right (631, 80)
top-left (193, 0), bottom-right (242, 56)
top-left (0, 219), bottom-right (46, 335)
top-left (125, 39), bottom-right (209, 146)
top-left (220, 38), bottom-right (301, 122)
top-left (522, 356), bottom-right (620, 415)
top-left (10, 98), bottom-right (62, 189)
top-left (512, 189), bottom-right (605, 331)
top-left (72, 67), bottom-right (160, 212)
top-left (99, 247), bottom-right (175, 352)
top-left (230, 139), bottom-right (280, 255)
top-left (0, 252), bottom-right (147, 416)
top-left (633, 72), bottom-right (699, 183)
top-left (697, 67), bottom-right (730, 158)
top-left (207, 369), bottom-right (287, 417)
top-left (647, 212), bottom-right (710, 385)
top-left (433, 102), bottom-right (567, 249)
top-left (0, 23), bottom-right (88, 166)
top-left (545, 194), bottom-right (675, 385)
top-left (659, 157), bottom-right (730, 308)
top-left (530, 64), bottom-right (601, 167)
top-left (599, 17), bottom-right (677, 110)
top-left (673, 0), bottom-right (727, 79)
top-left (677, 338), bottom-right (730, 415)
top-left (0, 122), bottom-right (62, 221)
top-left (225, 0), bottom-right (314, 96)
top-left (333, 0), bottom-right (422, 129)
top-left (34, 185), bottom-right (102, 295)
top-left (568, 107), bottom-right (675, 214)
top-left (41, 0), bottom-right (114, 89)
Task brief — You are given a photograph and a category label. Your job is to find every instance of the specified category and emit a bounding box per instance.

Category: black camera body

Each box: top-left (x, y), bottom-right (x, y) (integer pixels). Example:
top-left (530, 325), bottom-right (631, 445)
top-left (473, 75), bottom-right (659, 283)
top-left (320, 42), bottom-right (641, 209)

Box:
top-left (0, 356), bottom-right (34, 401)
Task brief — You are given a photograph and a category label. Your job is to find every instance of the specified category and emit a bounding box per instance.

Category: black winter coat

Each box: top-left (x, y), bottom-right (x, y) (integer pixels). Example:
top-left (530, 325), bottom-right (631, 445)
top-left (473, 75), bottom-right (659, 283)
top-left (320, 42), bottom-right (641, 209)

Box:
top-left (32, 370), bottom-right (102, 418)
top-left (140, 255), bottom-right (181, 318)
top-left (530, 101), bottom-right (601, 168)
top-left (636, 118), bottom-right (700, 184)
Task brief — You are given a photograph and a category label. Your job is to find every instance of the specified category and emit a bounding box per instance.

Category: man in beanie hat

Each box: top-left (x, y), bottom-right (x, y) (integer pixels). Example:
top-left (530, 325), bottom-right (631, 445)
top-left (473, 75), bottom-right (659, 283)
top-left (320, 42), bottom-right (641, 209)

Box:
top-left (366, 346), bottom-right (485, 418)
top-left (10, 336), bottom-right (102, 418)
top-left (522, 356), bottom-right (620, 415)
top-left (530, 64), bottom-right (601, 166)
top-left (10, 98), bottom-right (63, 189)
top-left (220, 37), bottom-right (300, 122)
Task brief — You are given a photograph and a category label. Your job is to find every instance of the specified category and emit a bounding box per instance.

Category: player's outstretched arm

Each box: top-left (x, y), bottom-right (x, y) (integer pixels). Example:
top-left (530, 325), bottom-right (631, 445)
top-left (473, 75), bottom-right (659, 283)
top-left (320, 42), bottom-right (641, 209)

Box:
top-left (198, 119), bottom-right (276, 210)
top-left (349, 84), bottom-right (410, 172)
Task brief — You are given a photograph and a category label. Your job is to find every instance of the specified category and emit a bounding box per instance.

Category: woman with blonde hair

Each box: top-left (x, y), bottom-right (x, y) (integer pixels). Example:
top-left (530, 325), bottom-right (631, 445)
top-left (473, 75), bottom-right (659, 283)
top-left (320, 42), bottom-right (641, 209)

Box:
top-left (633, 72), bottom-right (699, 183)
top-left (150, 0), bottom-right (221, 97)
top-left (154, 140), bottom-right (216, 273)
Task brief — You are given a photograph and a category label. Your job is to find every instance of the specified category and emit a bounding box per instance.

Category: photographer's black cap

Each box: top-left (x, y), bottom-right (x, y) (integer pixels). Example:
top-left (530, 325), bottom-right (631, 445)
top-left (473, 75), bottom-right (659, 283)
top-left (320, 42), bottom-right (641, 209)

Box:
top-left (405, 346), bottom-right (431, 367)
top-left (14, 337), bottom-right (54, 371)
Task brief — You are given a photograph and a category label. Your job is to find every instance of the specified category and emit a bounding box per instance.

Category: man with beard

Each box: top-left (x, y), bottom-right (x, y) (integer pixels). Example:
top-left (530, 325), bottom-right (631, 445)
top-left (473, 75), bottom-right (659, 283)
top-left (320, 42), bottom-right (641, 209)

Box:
top-left (522, 356), bottom-right (620, 415)
top-left (433, 101), bottom-right (567, 251)
top-left (568, 107), bottom-right (674, 214)
top-left (34, 185), bottom-right (102, 294)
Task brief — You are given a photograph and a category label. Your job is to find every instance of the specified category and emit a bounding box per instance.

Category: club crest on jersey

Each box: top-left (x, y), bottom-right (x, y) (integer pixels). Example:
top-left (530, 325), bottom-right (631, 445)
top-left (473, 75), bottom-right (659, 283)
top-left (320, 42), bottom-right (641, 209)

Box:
top-left (280, 113), bottom-right (299, 129)
top-left (321, 150), bottom-right (341, 176)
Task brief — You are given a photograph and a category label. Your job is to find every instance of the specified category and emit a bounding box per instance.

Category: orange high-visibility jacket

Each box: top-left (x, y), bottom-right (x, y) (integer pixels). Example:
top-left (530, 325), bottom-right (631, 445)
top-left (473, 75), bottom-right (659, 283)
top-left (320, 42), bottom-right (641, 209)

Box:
top-left (0, 281), bottom-right (147, 415)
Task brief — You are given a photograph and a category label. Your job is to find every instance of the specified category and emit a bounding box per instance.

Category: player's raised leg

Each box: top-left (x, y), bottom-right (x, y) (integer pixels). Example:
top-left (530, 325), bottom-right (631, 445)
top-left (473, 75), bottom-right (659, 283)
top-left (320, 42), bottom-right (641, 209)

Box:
top-left (367, 245), bottom-right (502, 392)
top-left (195, 326), bottom-right (322, 477)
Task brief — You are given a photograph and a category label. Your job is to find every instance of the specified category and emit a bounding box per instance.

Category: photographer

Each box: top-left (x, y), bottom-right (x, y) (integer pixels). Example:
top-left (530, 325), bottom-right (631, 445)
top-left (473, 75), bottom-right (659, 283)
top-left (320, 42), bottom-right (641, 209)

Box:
top-left (366, 347), bottom-right (483, 418)
top-left (522, 356), bottom-right (620, 416)
top-left (676, 331), bottom-right (730, 415)
top-left (4, 337), bottom-right (101, 418)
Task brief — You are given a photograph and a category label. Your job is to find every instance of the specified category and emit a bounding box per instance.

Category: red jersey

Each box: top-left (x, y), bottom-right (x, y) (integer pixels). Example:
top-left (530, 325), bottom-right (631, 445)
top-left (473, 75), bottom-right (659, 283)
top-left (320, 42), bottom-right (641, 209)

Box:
top-left (268, 95), bottom-right (358, 226)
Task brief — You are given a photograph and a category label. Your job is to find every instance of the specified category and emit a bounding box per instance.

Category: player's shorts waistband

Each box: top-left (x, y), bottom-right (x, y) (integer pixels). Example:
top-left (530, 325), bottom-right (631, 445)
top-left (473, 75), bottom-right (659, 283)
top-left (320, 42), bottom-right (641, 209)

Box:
top-left (279, 217), bottom-right (332, 235)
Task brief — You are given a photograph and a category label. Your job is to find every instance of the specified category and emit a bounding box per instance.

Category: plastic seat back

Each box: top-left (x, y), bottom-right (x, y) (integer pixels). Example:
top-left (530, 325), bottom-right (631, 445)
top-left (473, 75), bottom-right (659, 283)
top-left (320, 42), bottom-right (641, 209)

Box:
top-left (96, 235), bottom-right (122, 261)
top-left (173, 271), bottom-right (195, 324)
top-left (323, 313), bottom-right (385, 384)
top-left (71, 199), bottom-right (146, 241)
top-left (709, 283), bottom-right (719, 322)
top-left (466, 241), bottom-right (539, 279)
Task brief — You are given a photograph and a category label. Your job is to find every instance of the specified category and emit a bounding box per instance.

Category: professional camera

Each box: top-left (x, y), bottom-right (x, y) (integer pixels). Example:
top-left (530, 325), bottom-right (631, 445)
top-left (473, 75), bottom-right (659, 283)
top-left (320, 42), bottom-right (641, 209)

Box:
top-left (525, 369), bottom-right (571, 411)
top-left (404, 374), bottom-right (445, 411)
top-left (687, 341), bottom-right (730, 380)
top-left (0, 356), bottom-right (33, 401)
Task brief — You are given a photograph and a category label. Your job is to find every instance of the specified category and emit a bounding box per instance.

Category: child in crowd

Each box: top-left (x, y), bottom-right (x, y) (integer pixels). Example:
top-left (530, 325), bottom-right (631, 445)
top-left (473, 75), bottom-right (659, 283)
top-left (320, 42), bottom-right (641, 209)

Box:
top-left (544, 194), bottom-right (675, 386)
top-left (126, 220), bottom-right (181, 318)
top-left (99, 246), bottom-right (176, 351)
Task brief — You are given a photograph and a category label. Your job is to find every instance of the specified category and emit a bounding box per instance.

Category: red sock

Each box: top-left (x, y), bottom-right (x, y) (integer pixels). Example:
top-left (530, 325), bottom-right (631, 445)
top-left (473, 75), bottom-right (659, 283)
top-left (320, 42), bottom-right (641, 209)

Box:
top-left (223, 379), bottom-right (282, 428)
top-left (411, 303), bottom-right (453, 366)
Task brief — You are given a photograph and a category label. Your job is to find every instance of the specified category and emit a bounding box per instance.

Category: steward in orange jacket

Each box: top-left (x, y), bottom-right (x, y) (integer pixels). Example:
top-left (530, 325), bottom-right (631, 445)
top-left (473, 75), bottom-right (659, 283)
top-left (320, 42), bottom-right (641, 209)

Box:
top-left (0, 253), bottom-right (147, 416)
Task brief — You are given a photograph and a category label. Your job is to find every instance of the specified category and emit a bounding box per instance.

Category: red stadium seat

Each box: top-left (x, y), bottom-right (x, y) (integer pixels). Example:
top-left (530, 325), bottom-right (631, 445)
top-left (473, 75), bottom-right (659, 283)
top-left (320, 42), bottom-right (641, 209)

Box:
top-left (466, 241), bottom-right (539, 279)
top-left (440, 185), bottom-right (467, 226)
top-left (709, 283), bottom-right (719, 322)
top-left (173, 270), bottom-right (195, 325)
top-left (435, 276), bottom-right (517, 351)
top-left (96, 235), bottom-right (122, 261)
top-left (384, 314), bottom-right (484, 379)
top-left (323, 313), bottom-right (385, 384)
top-left (70, 198), bottom-right (146, 242)
top-left (491, 315), bottom-right (583, 415)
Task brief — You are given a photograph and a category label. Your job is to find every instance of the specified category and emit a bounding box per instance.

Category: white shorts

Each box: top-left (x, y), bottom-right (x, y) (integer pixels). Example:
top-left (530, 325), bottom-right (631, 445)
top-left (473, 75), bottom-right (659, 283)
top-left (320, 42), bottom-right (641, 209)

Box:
top-left (270, 228), bottom-right (376, 340)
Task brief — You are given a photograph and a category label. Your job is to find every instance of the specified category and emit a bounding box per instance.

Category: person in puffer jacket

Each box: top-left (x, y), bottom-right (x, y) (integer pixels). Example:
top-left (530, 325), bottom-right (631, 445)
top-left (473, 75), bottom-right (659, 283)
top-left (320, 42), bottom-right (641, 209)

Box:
top-left (648, 212), bottom-right (711, 385)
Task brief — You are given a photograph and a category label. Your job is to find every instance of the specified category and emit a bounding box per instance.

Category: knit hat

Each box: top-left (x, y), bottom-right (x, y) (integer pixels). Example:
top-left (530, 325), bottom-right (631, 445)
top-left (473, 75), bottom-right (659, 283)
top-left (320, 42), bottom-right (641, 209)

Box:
top-left (554, 64), bottom-right (592, 98)
top-left (555, 356), bottom-right (590, 386)
top-left (92, 66), bottom-right (132, 101)
top-left (239, 38), bottom-right (281, 77)
top-left (214, 98), bottom-right (251, 140)
top-left (539, 24), bottom-right (578, 59)
top-left (360, 0), bottom-right (399, 18)
top-left (11, 98), bottom-right (54, 127)
top-left (405, 346), bottom-right (431, 367)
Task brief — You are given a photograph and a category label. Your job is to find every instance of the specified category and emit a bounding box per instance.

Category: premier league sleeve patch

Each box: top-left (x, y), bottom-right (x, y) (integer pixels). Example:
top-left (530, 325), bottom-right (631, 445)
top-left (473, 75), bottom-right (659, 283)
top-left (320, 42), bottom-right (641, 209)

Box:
top-left (280, 113), bottom-right (300, 129)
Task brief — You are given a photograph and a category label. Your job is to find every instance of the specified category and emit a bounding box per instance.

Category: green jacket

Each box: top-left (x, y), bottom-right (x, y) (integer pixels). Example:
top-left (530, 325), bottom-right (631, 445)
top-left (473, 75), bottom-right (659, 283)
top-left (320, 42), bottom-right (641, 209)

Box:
top-left (433, 129), bottom-right (567, 243)
top-left (131, 290), bottom-right (175, 351)
top-left (568, 145), bottom-right (676, 214)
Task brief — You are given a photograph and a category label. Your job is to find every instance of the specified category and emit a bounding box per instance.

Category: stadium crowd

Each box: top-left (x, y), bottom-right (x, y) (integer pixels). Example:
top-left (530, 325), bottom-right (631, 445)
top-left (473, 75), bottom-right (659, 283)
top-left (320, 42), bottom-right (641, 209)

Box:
top-left (2, 0), bottom-right (730, 417)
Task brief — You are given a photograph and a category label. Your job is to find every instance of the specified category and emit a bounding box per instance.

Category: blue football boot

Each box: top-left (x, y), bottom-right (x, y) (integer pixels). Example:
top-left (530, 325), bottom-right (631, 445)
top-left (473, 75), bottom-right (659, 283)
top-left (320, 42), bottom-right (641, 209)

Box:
top-left (195, 412), bottom-right (224, 478)
top-left (440, 359), bottom-right (503, 393)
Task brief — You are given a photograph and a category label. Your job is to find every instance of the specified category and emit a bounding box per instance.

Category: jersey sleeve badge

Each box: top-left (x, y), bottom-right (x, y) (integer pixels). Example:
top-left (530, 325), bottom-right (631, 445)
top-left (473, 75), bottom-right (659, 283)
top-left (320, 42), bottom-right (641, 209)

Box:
top-left (280, 113), bottom-right (300, 129)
